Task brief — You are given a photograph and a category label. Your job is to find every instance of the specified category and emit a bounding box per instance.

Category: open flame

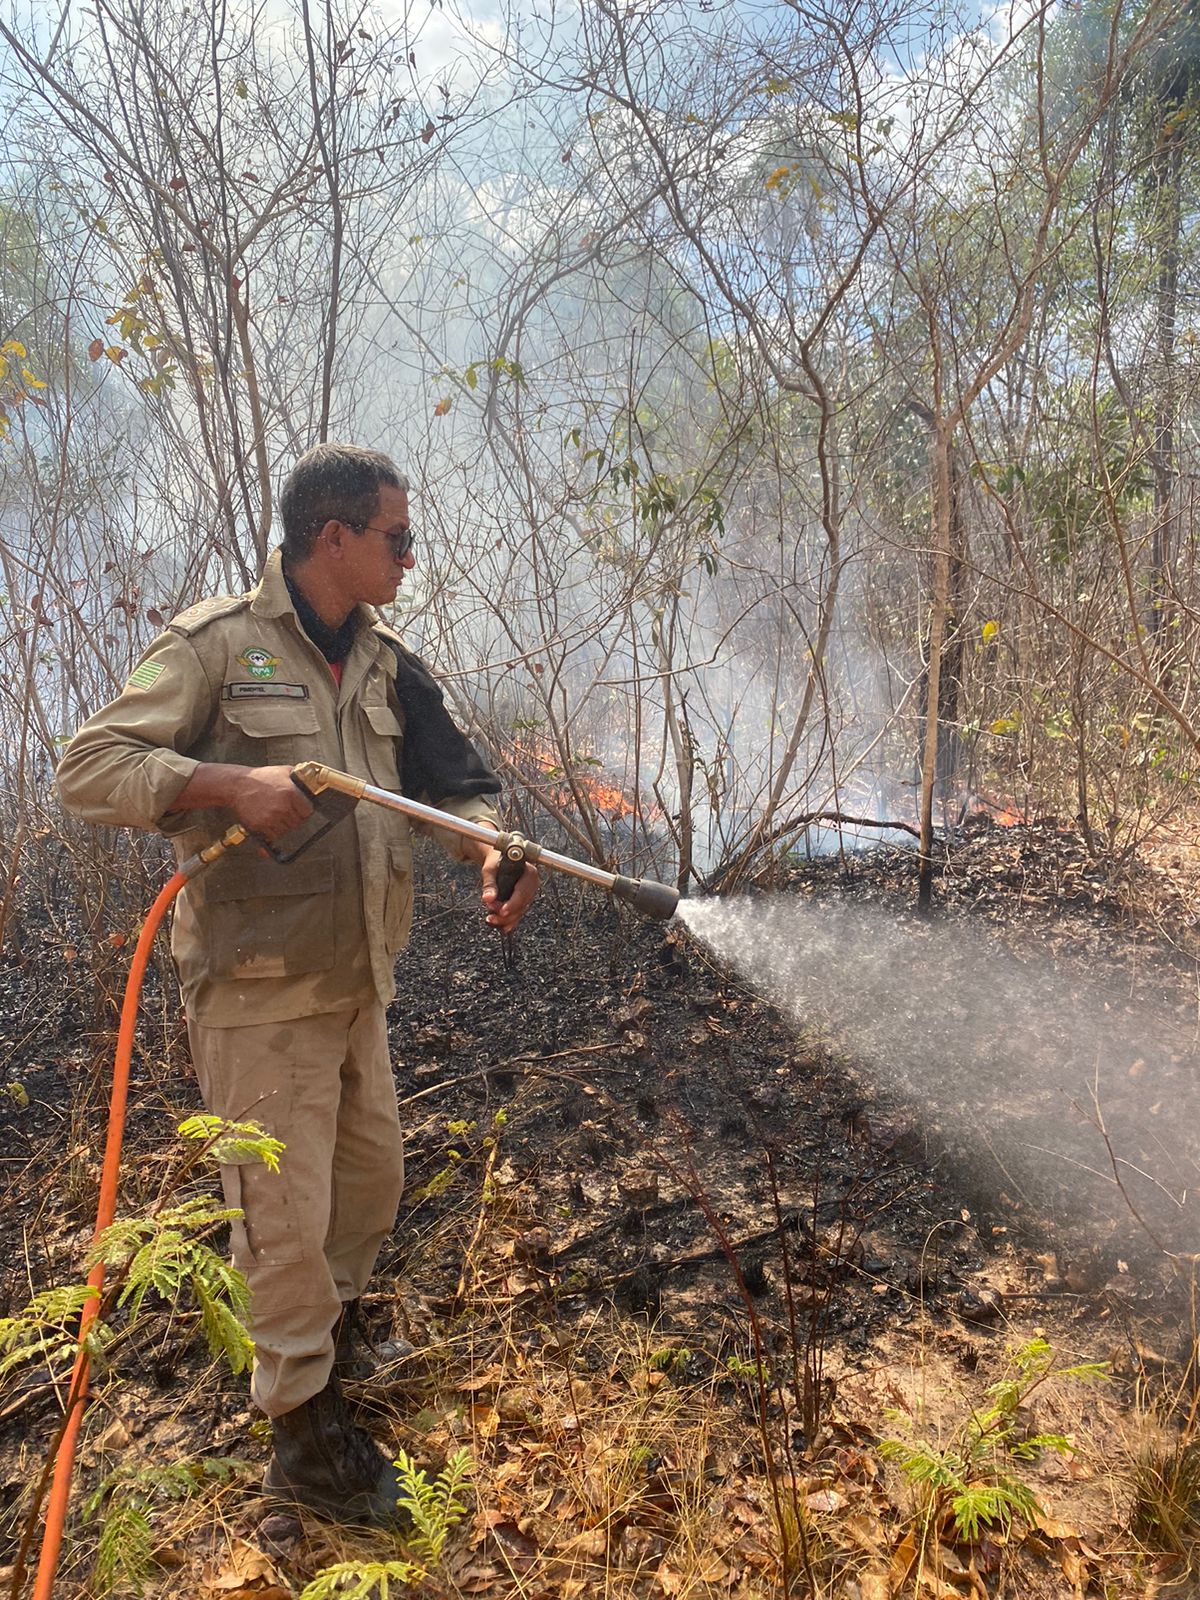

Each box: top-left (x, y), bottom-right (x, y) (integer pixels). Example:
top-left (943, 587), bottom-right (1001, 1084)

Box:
top-left (968, 792), bottom-right (1027, 827)
top-left (509, 738), bottom-right (648, 820)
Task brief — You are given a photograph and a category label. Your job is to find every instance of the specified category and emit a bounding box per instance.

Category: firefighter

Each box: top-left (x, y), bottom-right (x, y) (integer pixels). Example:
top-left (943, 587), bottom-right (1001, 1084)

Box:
top-left (56, 444), bottom-right (538, 1523)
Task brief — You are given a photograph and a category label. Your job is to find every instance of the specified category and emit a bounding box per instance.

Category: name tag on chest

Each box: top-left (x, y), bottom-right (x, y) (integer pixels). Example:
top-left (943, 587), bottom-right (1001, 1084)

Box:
top-left (223, 682), bottom-right (310, 700)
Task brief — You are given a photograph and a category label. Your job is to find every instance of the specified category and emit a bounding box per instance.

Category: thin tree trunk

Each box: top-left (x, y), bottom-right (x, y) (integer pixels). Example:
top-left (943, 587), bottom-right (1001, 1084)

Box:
top-left (936, 445), bottom-right (968, 804)
top-left (918, 423), bottom-right (953, 912)
top-left (1149, 130), bottom-right (1181, 649)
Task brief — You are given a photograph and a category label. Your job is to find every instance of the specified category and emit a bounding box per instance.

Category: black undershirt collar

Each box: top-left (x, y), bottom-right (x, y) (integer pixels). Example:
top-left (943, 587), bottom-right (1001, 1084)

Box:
top-left (282, 564), bottom-right (359, 665)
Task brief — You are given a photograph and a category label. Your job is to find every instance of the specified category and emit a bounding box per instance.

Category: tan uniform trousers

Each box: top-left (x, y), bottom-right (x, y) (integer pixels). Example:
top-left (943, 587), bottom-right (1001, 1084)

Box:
top-left (188, 1002), bottom-right (404, 1418)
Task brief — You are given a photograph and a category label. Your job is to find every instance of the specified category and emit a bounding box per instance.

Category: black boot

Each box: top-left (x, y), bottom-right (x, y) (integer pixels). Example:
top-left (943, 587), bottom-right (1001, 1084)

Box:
top-left (263, 1374), bottom-right (405, 1526)
top-left (333, 1298), bottom-right (415, 1382)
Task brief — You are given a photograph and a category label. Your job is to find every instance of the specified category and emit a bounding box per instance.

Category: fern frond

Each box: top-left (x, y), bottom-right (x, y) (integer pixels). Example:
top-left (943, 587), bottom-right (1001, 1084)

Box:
top-left (92, 1201), bottom-right (239, 1271)
top-left (981, 1379), bottom-right (1021, 1417)
top-left (297, 1559), bottom-right (425, 1599)
top-left (85, 1455), bottom-right (250, 1516)
top-left (192, 1272), bottom-right (254, 1374)
top-left (879, 1438), bottom-right (965, 1496)
top-left (178, 1114), bottom-right (285, 1173)
top-left (1056, 1360), bottom-right (1109, 1383)
top-left (89, 1216), bottom-right (156, 1264)
top-left (1011, 1337), bottom-right (1054, 1379)
top-left (201, 1253), bottom-right (252, 1321)
top-left (1010, 1431), bottom-right (1072, 1460)
top-left (437, 1448), bottom-right (474, 1511)
top-left (0, 1286), bottom-right (108, 1379)
top-left (393, 1449), bottom-right (473, 1562)
top-left (93, 1497), bottom-right (154, 1597)
top-left (86, 1456), bottom-right (250, 1596)
top-left (994, 1471), bottom-right (1042, 1525)
top-left (0, 1332), bottom-right (70, 1381)
top-left (158, 1197), bottom-right (244, 1233)
top-left (0, 1284), bottom-right (99, 1342)
top-left (91, 1204), bottom-right (252, 1379)
top-left (952, 1483), bottom-right (1007, 1540)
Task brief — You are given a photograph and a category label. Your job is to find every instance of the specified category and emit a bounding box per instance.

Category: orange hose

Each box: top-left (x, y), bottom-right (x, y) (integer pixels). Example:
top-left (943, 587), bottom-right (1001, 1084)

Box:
top-left (31, 870), bottom-right (188, 1600)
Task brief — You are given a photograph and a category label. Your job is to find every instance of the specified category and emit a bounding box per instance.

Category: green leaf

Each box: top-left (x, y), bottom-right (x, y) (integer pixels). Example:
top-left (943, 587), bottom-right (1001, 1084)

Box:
top-left (393, 1448), bottom-right (473, 1563)
top-left (298, 1561), bottom-right (425, 1600)
top-left (178, 1113), bottom-right (285, 1172)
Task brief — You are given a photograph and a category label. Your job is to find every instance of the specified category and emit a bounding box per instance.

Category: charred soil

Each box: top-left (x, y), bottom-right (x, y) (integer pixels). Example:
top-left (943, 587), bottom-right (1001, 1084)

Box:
top-left (0, 815), bottom-right (1197, 1597)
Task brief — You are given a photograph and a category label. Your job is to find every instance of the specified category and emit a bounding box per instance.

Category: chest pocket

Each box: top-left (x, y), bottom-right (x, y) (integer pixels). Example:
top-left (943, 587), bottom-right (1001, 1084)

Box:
top-left (360, 701), bottom-right (403, 790)
top-left (219, 699), bottom-right (323, 766)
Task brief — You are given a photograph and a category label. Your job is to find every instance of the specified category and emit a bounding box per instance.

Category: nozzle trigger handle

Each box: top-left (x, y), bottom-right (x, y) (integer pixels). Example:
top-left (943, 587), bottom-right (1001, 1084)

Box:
top-left (264, 772), bottom-right (360, 864)
top-left (494, 840), bottom-right (527, 904)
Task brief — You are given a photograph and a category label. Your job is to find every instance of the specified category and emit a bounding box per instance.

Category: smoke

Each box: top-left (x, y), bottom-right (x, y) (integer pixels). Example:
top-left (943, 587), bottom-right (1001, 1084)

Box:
top-left (676, 895), bottom-right (1200, 1266)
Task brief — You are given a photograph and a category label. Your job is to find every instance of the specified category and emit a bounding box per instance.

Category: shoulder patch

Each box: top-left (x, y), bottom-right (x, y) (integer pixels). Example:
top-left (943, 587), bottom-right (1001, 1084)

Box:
top-left (167, 593), bottom-right (251, 638)
top-left (126, 660), bottom-right (165, 692)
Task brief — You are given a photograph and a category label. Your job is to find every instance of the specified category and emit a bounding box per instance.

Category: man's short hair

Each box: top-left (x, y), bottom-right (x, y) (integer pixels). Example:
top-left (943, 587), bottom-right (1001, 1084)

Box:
top-left (279, 444), bottom-right (409, 561)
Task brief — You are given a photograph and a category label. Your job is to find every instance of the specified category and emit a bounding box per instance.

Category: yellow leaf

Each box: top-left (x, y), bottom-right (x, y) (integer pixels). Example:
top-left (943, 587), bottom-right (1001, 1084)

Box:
top-left (21, 368), bottom-right (46, 389)
top-left (469, 1403), bottom-right (500, 1439)
top-left (981, 619), bottom-right (999, 643)
top-left (765, 165), bottom-right (791, 191)
top-left (105, 346), bottom-right (127, 364)
top-left (204, 1538), bottom-right (286, 1593)
top-left (859, 1568), bottom-right (891, 1600)
top-left (2, 339), bottom-right (26, 357)
top-left (890, 1530), bottom-right (917, 1588)
top-left (1033, 1511), bottom-right (1080, 1540)
top-left (1060, 1547), bottom-right (1088, 1592)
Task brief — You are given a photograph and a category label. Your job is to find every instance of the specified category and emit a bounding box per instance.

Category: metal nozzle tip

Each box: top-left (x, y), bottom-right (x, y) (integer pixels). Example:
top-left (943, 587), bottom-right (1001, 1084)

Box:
top-left (611, 875), bottom-right (680, 922)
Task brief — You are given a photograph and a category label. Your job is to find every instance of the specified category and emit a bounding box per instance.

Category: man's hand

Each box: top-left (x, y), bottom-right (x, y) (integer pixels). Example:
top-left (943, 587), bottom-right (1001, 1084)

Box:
top-left (479, 848), bottom-right (539, 932)
top-left (168, 762), bottom-right (313, 843)
top-left (229, 765), bottom-right (314, 841)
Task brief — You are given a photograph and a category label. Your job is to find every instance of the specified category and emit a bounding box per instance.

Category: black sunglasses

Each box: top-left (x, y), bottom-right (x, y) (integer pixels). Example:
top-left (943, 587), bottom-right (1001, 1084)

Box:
top-left (342, 518), bottom-right (415, 561)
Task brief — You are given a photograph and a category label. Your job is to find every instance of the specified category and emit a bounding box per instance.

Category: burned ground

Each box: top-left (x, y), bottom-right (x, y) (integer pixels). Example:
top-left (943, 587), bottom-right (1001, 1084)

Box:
top-left (0, 816), bottom-right (1197, 1597)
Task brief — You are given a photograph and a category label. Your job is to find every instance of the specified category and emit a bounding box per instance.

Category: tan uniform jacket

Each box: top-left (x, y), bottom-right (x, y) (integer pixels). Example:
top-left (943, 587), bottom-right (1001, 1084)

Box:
top-left (56, 551), bottom-right (498, 1026)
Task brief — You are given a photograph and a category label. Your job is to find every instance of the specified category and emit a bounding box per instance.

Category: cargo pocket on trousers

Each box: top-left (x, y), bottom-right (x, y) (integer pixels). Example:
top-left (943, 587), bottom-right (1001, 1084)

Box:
top-left (221, 1146), bottom-right (306, 1269)
top-left (204, 856), bottom-right (335, 980)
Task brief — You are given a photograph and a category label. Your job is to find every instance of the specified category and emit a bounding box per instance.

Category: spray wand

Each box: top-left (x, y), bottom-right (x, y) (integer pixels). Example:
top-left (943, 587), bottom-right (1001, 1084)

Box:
top-left (288, 761), bottom-right (681, 921)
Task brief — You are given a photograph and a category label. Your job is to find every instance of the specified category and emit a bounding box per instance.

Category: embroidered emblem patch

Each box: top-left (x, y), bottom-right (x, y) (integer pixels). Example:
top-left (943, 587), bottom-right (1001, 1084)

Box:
top-left (237, 647), bottom-right (281, 680)
top-left (223, 682), bottom-right (309, 701)
top-left (127, 661), bottom-right (165, 691)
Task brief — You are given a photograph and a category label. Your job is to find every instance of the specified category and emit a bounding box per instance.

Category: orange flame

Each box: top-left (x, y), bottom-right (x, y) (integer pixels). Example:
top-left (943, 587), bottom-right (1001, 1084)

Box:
top-left (970, 793), bottom-right (1027, 827)
top-left (511, 738), bottom-right (649, 820)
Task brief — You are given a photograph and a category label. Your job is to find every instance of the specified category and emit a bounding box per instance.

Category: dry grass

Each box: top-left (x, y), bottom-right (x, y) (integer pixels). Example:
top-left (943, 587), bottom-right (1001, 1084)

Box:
top-left (17, 1174), bottom-right (1187, 1600)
